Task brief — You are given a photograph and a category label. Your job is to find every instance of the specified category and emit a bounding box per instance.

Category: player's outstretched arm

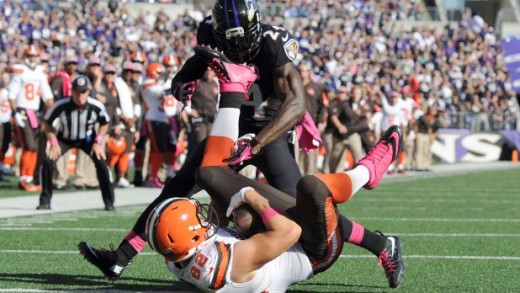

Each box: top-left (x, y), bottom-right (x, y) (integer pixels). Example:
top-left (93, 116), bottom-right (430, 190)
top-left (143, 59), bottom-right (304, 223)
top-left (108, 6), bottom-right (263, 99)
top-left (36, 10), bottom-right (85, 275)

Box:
top-left (252, 63), bottom-right (306, 153)
top-left (230, 188), bottom-right (301, 284)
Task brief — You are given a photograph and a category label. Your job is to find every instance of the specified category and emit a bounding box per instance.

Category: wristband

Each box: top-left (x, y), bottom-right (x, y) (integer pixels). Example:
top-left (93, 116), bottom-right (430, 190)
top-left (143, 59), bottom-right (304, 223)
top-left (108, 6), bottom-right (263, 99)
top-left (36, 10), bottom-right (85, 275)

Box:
top-left (94, 134), bottom-right (104, 144)
top-left (49, 137), bottom-right (58, 146)
top-left (261, 207), bottom-right (279, 224)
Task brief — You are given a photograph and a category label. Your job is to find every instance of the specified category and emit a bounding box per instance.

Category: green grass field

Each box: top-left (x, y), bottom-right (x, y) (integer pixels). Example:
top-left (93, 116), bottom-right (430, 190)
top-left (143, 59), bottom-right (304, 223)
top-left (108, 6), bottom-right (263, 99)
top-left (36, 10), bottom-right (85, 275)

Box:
top-left (1, 168), bottom-right (520, 292)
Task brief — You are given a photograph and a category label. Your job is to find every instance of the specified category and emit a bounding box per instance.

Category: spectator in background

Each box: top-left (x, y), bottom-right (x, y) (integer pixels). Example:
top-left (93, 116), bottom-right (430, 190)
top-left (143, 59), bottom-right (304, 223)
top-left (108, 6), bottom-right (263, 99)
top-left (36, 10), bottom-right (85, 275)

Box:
top-left (320, 89), bottom-right (337, 173)
top-left (184, 68), bottom-right (218, 155)
top-left (414, 103), bottom-right (438, 171)
top-left (297, 61), bottom-right (327, 175)
top-left (48, 54), bottom-right (79, 190)
top-left (328, 86), bottom-right (366, 172)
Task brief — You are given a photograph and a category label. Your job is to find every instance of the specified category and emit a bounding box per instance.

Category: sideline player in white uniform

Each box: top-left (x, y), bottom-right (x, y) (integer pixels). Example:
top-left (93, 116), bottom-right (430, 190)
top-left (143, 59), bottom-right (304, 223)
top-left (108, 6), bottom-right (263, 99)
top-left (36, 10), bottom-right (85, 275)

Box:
top-left (8, 45), bottom-right (53, 191)
top-left (145, 47), bottom-right (405, 292)
top-left (0, 76), bottom-right (13, 178)
top-left (139, 62), bottom-right (171, 188)
top-left (160, 58), bottom-right (183, 183)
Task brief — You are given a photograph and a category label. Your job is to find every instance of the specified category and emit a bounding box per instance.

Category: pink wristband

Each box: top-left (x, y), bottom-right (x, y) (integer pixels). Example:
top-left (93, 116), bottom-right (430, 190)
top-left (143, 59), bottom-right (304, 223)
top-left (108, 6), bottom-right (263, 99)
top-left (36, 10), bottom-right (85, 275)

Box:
top-left (95, 134), bottom-right (104, 144)
top-left (261, 207), bottom-right (279, 223)
top-left (49, 137), bottom-right (58, 146)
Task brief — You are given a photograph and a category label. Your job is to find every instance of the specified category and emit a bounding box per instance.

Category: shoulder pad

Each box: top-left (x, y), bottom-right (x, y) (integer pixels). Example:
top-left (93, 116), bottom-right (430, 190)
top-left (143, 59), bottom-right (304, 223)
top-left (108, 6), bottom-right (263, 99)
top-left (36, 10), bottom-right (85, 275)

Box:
top-left (9, 64), bottom-right (25, 74)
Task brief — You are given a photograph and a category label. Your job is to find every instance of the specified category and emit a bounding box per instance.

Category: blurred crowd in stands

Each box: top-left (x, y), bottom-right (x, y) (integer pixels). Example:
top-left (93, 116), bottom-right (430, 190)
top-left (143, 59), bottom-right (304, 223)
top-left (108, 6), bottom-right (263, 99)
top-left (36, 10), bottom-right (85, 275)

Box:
top-left (0, 0), bottom-right (518, 190)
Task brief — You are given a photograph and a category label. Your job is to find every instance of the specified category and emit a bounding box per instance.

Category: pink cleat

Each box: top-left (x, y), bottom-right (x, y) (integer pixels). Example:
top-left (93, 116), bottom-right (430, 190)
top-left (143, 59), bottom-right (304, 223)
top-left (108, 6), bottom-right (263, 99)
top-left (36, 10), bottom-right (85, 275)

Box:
top-left (358, 126), bottom-right (403, 189)
top-left (146, 178), bottom-right (164, 188)
top-left (194, 46), bottom-right (257, 97)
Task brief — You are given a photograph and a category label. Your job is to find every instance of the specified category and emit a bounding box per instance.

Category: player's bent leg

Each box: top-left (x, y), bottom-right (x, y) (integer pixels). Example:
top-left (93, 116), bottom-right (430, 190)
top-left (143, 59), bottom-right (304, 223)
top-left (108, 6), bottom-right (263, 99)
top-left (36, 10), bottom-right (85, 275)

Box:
top-left (358, 125), bottom-right (402, 189)
top-left (295, 175), bottom-right (343, 274)
top-left (196, 165), bottom-right (297, 215)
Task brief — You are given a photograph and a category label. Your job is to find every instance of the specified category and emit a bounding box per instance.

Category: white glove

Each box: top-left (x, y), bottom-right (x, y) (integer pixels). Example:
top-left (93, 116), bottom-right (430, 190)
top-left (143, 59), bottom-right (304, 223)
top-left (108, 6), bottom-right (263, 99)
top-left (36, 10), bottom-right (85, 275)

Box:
top-left (14, 112), bottom-right (26, 128)
top-left (226, 187), bottom-right (254, 217)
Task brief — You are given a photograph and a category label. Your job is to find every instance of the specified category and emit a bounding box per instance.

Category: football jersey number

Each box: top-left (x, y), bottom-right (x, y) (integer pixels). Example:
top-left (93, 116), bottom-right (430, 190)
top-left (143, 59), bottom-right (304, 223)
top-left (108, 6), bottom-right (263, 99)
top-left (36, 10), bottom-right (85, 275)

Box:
top-left (263, 26), bottom-right (287, 41)
top-left (25, 83), bottom-right (41, 101)
top-left (190, 253), bottom-right (209, 280)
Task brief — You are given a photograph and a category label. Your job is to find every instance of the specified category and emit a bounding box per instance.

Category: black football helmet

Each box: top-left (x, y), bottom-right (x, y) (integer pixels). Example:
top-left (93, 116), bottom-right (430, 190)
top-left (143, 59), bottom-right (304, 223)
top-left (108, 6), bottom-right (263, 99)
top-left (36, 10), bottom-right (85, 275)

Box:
top-left (212, 0), bottom-right (262, 63)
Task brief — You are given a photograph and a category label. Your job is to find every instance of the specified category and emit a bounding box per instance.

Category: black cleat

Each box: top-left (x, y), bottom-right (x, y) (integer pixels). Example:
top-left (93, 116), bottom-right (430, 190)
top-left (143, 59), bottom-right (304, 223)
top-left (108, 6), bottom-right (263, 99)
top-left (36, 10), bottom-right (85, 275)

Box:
top-left (78, 241), bottom-right (129, 281)
top-left (378, 235), bottom-right (405, 288)
top-left (36, 203), bottom-right (51, 210)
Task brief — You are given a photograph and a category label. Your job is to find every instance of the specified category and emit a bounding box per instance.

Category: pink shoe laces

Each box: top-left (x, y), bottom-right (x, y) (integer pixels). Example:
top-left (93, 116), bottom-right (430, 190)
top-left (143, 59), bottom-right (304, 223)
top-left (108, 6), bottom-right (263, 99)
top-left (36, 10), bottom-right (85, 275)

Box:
top-left (378, 250), bottom-right (396, 274)
top-left (366, 141), bottom-right (391, 164)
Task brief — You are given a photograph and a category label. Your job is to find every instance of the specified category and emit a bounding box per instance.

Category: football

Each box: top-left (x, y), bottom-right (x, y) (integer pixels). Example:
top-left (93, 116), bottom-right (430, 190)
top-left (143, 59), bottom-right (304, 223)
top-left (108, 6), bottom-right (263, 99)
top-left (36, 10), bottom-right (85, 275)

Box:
top-left (232, 204), bottom-right (266, 237)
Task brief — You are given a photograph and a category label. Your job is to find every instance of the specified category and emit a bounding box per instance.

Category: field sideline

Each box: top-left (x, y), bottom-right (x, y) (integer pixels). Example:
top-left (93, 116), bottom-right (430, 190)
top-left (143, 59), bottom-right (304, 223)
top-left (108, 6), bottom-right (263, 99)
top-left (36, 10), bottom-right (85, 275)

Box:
top-left (0, 163), bottom-right (519, 292)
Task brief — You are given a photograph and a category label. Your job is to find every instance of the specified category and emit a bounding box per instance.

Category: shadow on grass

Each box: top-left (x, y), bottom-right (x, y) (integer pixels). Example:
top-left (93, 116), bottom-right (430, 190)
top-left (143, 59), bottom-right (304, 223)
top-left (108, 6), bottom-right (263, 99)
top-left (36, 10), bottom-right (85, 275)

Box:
top-left (0, 273), bottom-right (199, 291)
top-left (287, 281), bottom-right (387, 293)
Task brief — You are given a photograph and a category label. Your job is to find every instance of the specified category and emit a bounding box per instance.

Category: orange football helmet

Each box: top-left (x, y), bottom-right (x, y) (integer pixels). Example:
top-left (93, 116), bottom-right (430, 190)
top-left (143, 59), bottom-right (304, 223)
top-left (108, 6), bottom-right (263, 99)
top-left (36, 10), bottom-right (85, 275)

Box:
top-left (162, 54), bottom-right (180, 67)
top-left (130, 51), bottom-right (147, 64)
top-left (106, 136), bottom-right (126, 155)
top-left (24, 45), bottom-right (41, 69)
top-left (24, 45), bottom-right (41, 57)
top-left (146, 198), bottom-right (217, 262)
top-left (146, 62), bottom-right (164, 80)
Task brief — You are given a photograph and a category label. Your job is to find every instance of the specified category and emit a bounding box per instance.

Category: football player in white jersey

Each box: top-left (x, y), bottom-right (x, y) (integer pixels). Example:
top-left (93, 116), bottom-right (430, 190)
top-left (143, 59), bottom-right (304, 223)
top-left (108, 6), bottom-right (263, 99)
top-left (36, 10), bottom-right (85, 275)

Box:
top-left (139, 62), bottom-right (170, 188)
top-left (160, 56), bottom-right (183, 183)
top-left (0, 72), bottom-right (13, 179)
top-left (8, 45), bottom-right (53, 191)
top-left (145, 47), bottom-right (405, 292)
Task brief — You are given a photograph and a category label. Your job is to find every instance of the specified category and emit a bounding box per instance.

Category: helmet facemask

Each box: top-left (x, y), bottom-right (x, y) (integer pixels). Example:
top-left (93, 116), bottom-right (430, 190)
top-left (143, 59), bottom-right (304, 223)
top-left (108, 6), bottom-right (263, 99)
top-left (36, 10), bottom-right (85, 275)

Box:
top-left (212, 0), bottom-right (262, 63)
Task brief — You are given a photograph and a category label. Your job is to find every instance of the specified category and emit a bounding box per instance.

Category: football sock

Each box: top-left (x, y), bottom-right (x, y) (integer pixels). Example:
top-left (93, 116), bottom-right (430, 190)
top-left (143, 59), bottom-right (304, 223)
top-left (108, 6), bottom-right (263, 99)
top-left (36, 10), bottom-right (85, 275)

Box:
top-left (345, 165), bottom-right (369, 194)
top-left (148, 152), bottom-right (163, 179)
top-left (201, 93), bottom-right (243, 167)
top-left (341, 218), bottom-right (387, 256)
top-left (118, 152), bottom-right (129, 174)
top-left (314, 165), bottom-right (369, 204)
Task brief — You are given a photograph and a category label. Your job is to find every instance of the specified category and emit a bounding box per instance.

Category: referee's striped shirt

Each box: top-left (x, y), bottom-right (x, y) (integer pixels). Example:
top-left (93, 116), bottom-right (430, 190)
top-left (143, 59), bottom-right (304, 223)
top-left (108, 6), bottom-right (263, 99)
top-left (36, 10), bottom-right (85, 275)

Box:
top-left (44, 97), bottom-right (110, 143)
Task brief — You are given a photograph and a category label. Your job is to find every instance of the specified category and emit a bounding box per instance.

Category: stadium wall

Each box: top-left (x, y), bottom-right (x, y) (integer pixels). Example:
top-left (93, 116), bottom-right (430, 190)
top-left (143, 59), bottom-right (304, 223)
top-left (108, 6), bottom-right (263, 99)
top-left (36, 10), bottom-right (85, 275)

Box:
top-left (433, 129), bottom-right (520, 163)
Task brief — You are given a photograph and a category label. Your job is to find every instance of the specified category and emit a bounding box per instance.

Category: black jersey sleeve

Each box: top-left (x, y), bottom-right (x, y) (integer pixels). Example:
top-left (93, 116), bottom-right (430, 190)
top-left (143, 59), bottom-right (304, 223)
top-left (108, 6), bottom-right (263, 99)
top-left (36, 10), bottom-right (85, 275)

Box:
top-left (196, 16), bottom-right (218, 47)
top-left (260, 25), bottom-right (299, 69)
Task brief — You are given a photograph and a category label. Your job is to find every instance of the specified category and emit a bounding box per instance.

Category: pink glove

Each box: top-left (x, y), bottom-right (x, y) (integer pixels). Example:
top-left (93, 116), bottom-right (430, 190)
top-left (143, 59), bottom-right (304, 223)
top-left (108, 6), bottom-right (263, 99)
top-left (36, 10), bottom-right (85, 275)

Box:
top-left (195, 46), bottom-right (257, 98)
top-left (223, 133), bottom-right (257, 166)
top-left (171, 80), bottom-right (199, 105)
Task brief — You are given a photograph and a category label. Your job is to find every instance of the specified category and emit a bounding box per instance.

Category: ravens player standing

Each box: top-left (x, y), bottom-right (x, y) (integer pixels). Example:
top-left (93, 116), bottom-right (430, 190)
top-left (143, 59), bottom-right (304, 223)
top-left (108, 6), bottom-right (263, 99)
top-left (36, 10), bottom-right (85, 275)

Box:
top-left (78, 0), bottom-right (403, 288)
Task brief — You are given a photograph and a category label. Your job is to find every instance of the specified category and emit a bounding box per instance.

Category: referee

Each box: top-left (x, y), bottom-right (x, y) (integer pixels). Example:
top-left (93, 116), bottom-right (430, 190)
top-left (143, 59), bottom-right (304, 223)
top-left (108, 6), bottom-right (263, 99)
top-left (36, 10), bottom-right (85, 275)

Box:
top-left (37, 75), bottom-right (115, 211)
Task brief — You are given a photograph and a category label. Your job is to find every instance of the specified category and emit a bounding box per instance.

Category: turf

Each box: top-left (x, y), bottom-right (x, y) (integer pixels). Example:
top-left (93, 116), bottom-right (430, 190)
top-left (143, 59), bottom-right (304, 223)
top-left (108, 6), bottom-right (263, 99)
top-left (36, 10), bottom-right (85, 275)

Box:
top-left (1, 168), bottom-right (520, 292)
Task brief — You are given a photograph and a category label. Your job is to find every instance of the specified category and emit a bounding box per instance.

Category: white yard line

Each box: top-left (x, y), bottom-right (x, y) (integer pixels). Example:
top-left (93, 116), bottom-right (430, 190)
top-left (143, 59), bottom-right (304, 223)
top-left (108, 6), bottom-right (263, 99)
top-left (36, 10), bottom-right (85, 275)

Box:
top-left (353, 217), bottom-right (520, 223)
top-left (3, 227), bottom-right (520, 238)
top-left (1, 249), bottom-right (519, 261)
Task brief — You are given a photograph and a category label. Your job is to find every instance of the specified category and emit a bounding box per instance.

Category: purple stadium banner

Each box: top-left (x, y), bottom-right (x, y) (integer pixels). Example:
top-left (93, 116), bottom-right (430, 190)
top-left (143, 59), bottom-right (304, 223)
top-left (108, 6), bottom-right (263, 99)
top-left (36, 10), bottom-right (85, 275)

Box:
top-left (432, 129), bottom-right (519, 163)
top-left (502, 37), bottom-right (520, 93)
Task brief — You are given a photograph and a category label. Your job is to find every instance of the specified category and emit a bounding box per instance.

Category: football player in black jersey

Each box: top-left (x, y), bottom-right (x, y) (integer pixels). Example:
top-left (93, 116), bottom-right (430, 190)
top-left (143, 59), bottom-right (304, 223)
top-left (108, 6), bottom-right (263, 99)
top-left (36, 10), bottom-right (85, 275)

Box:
top-left (78, 0), bottom-right (403, 288)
